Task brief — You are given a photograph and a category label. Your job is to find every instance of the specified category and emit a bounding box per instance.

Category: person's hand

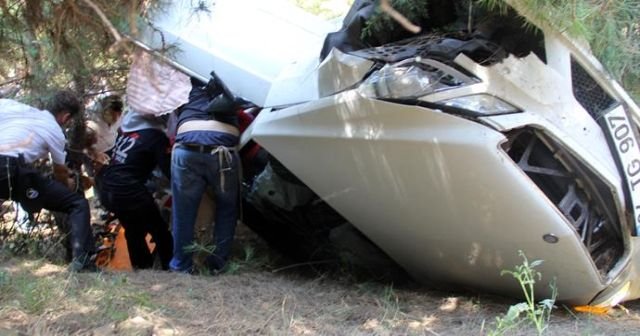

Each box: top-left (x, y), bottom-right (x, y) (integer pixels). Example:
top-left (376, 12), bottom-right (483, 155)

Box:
top-left (80, 175), bottom-right (94, 191)
top-left (53, 163), bottom-right (71, 186)
top-left (95, 152), bottom-right (110, 165)
top-left (91, 152), bottom-right (109, 174)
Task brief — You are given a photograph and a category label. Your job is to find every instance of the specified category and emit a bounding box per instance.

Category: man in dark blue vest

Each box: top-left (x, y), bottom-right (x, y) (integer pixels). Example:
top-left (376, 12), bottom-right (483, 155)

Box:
top-left (169, 76), bottom-right (240, 274)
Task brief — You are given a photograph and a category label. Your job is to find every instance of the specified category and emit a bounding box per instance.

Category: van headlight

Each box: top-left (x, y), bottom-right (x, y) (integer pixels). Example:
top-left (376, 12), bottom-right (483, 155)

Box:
top-left (439, 94), bottom-right (520, 114)
top-left (358, 57), bottom-right (519, 115)
top-left (359, 57), bottom-right (477, 99)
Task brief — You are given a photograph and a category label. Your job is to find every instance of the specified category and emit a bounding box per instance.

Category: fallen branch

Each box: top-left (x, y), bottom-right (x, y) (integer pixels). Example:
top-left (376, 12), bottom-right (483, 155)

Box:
top-left (271, 260), bottom-right (336, 273)
top-left (379, 0), bottom-right (422, 34)
top-left (0, 77), bottom-right (26, 88)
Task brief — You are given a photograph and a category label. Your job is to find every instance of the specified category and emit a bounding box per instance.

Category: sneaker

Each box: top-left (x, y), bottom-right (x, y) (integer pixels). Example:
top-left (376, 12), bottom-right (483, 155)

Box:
top-left (169, 266), bottom-right (194, 274)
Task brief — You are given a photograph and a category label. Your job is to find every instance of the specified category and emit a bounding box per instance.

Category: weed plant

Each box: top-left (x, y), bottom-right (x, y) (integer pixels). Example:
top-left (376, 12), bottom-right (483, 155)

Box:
top-left (488, 251), bottom-right (557, 336)
top-left (185, 241), bottom-right (273, 275)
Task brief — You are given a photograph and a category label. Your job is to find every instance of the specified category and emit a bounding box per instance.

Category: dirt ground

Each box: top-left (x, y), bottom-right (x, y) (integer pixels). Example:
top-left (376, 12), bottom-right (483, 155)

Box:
top-left (2, 224), bottom-right (640, 336)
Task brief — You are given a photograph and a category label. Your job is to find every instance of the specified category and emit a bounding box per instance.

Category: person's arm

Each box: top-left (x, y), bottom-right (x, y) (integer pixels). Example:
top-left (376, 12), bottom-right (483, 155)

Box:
top-left (52, 163), bottom-right (74, 189)
top-left (49, 129), bottom-right (75, 190)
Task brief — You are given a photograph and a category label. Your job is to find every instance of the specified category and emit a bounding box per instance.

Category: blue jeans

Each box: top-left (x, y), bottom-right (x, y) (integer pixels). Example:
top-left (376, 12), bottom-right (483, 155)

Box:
top-left (169, 146), bottom-right (240, 272)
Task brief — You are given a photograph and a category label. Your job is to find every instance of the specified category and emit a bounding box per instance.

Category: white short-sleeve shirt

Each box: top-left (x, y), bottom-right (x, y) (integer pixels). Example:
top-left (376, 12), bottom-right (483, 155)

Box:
top-left (0, 99), bottom-right (66, 164)
top-left (86, 117), bottom-right (120, 154)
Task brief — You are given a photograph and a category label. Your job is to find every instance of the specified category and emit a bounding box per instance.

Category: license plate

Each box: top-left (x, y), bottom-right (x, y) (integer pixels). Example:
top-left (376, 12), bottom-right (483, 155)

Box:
top-left (605, 106), bottom-right (640, 233)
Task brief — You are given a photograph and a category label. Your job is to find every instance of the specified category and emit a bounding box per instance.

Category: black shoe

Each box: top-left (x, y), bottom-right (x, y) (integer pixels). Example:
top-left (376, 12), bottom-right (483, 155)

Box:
top-left (68, 254), bottom-right (99, 273)
top-left (68, 260), bottom-right (98, 272)
top-left (205, 256), bottom-right (227, 276)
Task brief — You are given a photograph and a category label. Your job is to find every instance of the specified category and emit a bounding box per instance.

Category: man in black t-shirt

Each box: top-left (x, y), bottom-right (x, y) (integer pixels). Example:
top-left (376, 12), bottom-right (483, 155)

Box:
top-left (96, 111), bottom-right (173, 269)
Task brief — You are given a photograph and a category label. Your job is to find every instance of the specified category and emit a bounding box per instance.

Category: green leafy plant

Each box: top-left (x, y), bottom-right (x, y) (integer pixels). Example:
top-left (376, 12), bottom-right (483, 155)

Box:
top-left (225, 245), bottom-right (272, 274)
top-left (185, 241), bottom-right (272, 275)
top-left (488, 251), bottom-right (557, 336)
top-left (184, 242), bottom-right (217, 256)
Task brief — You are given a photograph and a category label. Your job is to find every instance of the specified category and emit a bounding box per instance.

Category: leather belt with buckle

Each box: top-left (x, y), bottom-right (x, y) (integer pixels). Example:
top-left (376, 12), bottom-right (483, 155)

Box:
top-left (179, 143), bottom-right (223, 153)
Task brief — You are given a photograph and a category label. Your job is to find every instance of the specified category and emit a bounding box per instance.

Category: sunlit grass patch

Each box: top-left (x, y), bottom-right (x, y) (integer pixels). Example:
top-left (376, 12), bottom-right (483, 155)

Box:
top-left (0, 256), bottom-right (174, 333)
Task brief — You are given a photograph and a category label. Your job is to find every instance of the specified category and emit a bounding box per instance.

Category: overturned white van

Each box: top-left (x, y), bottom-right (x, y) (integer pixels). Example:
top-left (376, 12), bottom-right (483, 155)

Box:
top-left (136, 0), bottom-right (640, 306)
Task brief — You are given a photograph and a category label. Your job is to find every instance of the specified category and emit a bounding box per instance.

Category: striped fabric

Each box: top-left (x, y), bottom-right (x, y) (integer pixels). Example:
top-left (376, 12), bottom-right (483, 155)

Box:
top-left (126, 51), bottom-right (191, 116)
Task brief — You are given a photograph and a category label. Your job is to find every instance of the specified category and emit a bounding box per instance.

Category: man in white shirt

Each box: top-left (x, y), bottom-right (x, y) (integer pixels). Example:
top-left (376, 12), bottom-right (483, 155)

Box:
top-left (0, 91), bottom-right (95, 272)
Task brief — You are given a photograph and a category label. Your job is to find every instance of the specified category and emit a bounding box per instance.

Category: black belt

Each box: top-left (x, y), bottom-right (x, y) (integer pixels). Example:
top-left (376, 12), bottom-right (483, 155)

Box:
top-left (178, 143), bottom-right (231, 153)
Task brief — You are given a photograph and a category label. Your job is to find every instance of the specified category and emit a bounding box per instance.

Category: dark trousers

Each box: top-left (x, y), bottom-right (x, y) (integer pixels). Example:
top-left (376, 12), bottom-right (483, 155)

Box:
top-left (98, 184), bottom-right (173, 269)
top-left (0, 156), bottom-right (94, 263)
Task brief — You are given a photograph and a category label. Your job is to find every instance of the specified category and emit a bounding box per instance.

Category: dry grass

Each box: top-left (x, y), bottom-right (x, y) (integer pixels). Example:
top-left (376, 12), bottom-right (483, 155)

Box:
top-left (1, 225), bottom-right (640, 335)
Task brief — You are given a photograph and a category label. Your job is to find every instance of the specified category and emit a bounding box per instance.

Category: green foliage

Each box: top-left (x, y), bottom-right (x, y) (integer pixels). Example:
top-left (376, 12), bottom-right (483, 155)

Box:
top-left (0, 270), bottom-right (8, 286)
top-left (477, 0), bottom-right (640, 102)
top-left (86, 272), bottom-right (158, 322)
top-left (125, 291), bottom-right (155, 309)
top-left (225, 245), bottom-right (274, 274)
top-left (0, 0), bottom-right (165, 102)
top-left (184, 241), bottom-right (217, 256)
top-left (489, 251), bottom-right (557, 336)
top-left (14, 272), bottom-right (57, 314)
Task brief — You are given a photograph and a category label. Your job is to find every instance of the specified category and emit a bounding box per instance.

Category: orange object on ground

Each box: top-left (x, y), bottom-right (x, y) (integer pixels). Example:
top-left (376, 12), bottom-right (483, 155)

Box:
top-left (96, 226), bottom-right (157, 271)
top-left (106, 227), bottom-right (133, 271)
top-left (573, 305), bottom-right (611, 315)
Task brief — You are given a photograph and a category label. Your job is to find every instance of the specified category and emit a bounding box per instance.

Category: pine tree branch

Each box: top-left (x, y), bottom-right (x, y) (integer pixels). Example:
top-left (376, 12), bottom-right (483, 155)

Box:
top-left (0, 76), bottom-right (26, 87)
top-left (79, 0), bottom-right (125, 51)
